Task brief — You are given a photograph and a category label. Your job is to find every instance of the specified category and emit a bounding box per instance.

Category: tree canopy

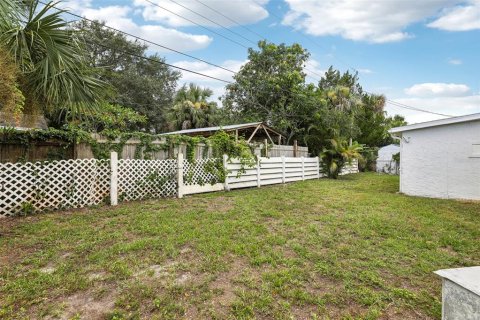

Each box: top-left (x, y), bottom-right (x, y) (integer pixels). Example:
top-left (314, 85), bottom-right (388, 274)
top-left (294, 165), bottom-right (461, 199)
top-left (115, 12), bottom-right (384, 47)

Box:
top-left (73, 20), bottom-right (181, 132)
top-left (223, 41), bottom-right (406, 156)
top-left (167, 83), bottom-right (220, 131)
top-left (0, 0), bottom-right (105, 120)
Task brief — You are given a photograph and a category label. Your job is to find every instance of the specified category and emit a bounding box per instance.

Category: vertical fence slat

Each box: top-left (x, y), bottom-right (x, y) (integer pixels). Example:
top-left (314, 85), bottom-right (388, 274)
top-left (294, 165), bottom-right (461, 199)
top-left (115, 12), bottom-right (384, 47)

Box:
top-left (1, 154), bottom-right (355, 217)
top-left (110, 152), bottom-right (118, 206)
top-left (301, 156), bottom-right (305, 181)
top-left (177, 153), bottom-right (184, 198)
top-left (223, 154), bottom-right (230, 191)
top-left (256, 157), bottom-right (261, 188)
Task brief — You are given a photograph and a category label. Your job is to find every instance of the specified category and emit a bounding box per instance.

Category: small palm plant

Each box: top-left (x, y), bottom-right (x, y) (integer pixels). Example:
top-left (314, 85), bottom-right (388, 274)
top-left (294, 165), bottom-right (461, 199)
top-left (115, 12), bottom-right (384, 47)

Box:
top-left (320, 138), bottom-right (363, 179)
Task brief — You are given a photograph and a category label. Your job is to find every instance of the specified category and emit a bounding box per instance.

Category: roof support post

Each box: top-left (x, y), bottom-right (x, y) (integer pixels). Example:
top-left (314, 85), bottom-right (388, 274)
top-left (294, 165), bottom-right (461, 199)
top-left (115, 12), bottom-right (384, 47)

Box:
top-left (247, 124), bottom-right (262, 143)
top-left (262, 124), bottom-right (275, 145)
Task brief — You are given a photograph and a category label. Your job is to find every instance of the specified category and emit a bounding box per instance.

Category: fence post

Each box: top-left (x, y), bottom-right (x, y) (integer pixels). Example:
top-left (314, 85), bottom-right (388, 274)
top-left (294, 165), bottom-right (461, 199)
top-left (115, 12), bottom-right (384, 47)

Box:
top-left (177, 153), bottom-right (184, 198)
top-left (315, 156), bottom-right (320, 179)
top-left (301, 156), bottom-right (305, 180)
top-left (281, 156), bottom-right (286, 184)
top-left (223, 154), bottom-right (230, 191)
top-left (256, 157), bottom-right (261, 188)
top-left (110, 151), bottom-right (118, 206)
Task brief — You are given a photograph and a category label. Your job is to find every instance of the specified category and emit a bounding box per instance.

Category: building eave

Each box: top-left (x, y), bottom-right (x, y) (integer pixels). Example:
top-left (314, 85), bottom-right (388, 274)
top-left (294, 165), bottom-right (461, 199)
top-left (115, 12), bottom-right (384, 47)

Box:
top-left (388, 113), bottom-right (480, 134)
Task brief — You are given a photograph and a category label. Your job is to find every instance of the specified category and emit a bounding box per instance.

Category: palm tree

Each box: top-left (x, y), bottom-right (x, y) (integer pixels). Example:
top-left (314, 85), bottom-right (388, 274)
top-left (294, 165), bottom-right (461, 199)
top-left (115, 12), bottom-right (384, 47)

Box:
top-left (320, 138), bottom-right (363, 179)
top-left (0, 0), bottom-right (105, 119)
top-left (168, 83), bottom-right (219, 130)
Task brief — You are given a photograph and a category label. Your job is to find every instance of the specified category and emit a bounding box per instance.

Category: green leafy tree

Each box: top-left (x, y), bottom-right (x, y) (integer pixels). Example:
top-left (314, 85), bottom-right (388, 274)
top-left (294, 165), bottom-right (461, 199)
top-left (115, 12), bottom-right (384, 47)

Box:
top-left (0, 1), bottom-right (105, 119)
top-left (320, 138), bottom-right (363, 179)
top-left (223, 40), bottom-right (312, 143)
top-left (305, 68), bottom-right (403, 157)
top-left (0, 47), bottom-right (24, 121)
top-left (167, 83), bottom-right (220, 130)
top-left (72, 103), bottom-right (147, 133)
top-left (304, 69), bottom-right (364, 155)
top-left (73, 20), bottom-right (181, 132)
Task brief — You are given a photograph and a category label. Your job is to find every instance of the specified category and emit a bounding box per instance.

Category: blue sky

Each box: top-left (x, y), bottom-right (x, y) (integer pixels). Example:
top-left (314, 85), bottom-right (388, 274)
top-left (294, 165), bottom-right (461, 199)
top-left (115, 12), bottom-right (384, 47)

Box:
top-left (61, 0), bottom-right (480, 123)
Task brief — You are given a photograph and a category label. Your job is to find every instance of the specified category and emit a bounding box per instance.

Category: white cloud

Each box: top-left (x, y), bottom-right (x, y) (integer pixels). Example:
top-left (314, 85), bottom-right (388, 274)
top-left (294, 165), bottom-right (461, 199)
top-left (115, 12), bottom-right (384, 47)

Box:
top-left (428, 0), bottom-right (480, 31)
top-left (405, 83), bottom-right (471, 97)
top-left (61, 1), bottom-right (212, 52)
top-left (133, 0), bottom-right (269, 28)
top-left (448, 58), bottom-right (463, 65)
top-left (357, 68), bottom-right (373, 74)
top-left (282, 0), bottom-right (457, 43)
top-left (385, 95), bottom-right (480, 124)
top-left (304, 59), bottom-right (326, 84)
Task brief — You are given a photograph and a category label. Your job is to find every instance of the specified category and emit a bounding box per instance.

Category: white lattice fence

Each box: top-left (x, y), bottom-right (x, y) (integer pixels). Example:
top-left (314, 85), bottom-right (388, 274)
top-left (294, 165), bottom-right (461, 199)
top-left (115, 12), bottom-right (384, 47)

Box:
top-left (117, 159), bottom-right (177, 201)
top-left (183, 158), bottom-right (223, 186)
top-left (0, 159), bottom-right (110, 217)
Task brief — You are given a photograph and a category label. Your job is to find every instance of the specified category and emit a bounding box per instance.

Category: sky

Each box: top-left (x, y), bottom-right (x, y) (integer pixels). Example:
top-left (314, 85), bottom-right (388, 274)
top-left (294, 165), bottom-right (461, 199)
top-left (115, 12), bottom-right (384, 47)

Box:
top-left (60, 0), bottom-right (480, 124)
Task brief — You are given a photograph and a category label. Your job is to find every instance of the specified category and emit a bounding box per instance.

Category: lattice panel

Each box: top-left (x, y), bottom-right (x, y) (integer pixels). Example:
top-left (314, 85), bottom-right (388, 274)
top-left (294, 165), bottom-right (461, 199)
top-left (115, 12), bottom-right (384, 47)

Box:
top-left (0, 159), bottom-right (110, 217)
top-left (183, 158), bottom-right (222, 186)
top-left (117, 159), bottom-right (177, 201)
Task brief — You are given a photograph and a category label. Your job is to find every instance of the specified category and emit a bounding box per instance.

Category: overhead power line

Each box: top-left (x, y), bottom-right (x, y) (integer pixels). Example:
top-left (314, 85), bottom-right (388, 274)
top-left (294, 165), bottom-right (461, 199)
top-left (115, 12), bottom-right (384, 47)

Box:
top-left (40, 0), bottom-right (450, 117)
top-left (248, 0), bottom-right (453, 117)
top-left (194, 0), bottom-right (267, 41)
top-left (144, 0), bottom-right (322, 83)
top-left (142, 0), bottom-right (249, 49)
top-left (42, 1), bottom-right (237, 74)
top-left (90, 42), bottom-right (233, 84)
top-left (168, 0), bottom-right (256, 45)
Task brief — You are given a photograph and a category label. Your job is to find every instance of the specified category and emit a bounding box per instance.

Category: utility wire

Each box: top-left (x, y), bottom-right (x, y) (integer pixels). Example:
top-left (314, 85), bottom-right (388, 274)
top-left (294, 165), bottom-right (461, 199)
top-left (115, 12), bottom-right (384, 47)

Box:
top-left (194, 0), bottom-right (267, 41)
top-left (144, 0), bottom-right (321, 83)
top-left (250, 0), bottom-right (453, 117)
top-left (42, 1), bottom-right (237, 74)
top-left (41, 0), bottom-right (450, 117)
top-left (142, 0), bottom-right (248, 49)
top-left (89, 42), bottom-right (233, 84)
top-left (167, 0), bottom-right (256, 45)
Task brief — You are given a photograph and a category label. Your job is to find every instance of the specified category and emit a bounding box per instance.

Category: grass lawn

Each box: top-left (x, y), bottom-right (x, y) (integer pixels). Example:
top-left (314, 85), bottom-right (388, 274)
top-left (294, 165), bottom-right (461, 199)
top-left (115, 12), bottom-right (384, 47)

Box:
top-left (1, 173), bottom-right (479, 319)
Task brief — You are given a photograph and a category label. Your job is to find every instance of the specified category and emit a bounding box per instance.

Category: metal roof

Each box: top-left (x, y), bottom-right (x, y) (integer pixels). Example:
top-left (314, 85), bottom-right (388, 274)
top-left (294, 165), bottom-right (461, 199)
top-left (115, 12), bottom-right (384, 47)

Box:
top-left (389, 113), bottom-right (480, 134)
top-left (162, 122), bottom-right (285, 137)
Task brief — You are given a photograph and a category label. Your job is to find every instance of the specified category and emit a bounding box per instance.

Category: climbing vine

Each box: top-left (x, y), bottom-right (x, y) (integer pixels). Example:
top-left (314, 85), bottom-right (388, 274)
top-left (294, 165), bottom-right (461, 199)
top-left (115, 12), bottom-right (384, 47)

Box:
top-left (0, 127), bottom-right (257, 182)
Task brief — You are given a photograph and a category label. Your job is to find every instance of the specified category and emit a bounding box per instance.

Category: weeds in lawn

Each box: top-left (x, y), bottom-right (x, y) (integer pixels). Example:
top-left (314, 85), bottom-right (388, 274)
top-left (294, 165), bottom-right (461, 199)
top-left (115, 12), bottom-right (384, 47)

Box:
top-left (1, 173), bottom-right (479, 319)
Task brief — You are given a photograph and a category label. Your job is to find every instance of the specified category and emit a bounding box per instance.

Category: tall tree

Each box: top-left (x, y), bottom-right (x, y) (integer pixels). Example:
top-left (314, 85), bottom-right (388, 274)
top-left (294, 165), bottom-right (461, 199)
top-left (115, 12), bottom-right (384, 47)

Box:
top-left (0, 1), bottom-right (105, 120)
top-left (223, 40), bottom-right (311, 143)
top-left (167, 83), bottom-right (219, 130)
top-left (74, 20), bottom-right (181, 132)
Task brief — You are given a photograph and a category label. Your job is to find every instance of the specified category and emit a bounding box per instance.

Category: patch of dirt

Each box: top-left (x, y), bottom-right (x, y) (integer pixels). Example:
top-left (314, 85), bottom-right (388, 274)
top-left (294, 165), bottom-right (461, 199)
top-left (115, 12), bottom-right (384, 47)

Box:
top-left (39, 266), bottom-right (56, 274)
top-left (438, 245), bottom-right (458, 256)
top-left (134, 261), bottom-right (177, 279)
top-left (323, 302), bottom-right (370, 320)
top-left (88, 271), bottom-right (108, 281)
top-left (174, 272), bottom-right (192, 285)
top-left (307, 273), bottom-right (341, 296)
top-left (290, 305), bottom-right (321, 320)
top-left (209, 257), bottom-right (250, 315)
top-left (380, 305), bottom-right (433, 319)
top-left (203, 196), bottom-right (235, 213)
top-left (57, 287), bottom-right (117, 320)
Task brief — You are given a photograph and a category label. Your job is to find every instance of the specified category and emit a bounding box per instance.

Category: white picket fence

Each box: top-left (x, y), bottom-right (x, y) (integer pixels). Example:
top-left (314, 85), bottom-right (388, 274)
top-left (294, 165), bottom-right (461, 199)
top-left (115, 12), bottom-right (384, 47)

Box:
top-left (1, 154), bottom-right (359, 217)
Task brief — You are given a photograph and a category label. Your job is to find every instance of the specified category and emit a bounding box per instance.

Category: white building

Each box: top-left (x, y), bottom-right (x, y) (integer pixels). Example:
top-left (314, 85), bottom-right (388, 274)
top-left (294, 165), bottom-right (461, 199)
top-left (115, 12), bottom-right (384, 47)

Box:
top-left (389, 113), bottom-right (480, 200)
top-left (376, 144), bottom-right (400, 174)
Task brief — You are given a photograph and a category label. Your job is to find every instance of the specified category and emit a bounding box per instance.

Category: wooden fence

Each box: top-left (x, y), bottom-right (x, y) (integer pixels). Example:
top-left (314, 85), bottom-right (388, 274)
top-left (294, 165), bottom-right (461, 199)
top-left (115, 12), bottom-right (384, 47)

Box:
top-left (1, 154), bottom-right (358, 217)
top-left (77, 136), bottom-right (309, 160)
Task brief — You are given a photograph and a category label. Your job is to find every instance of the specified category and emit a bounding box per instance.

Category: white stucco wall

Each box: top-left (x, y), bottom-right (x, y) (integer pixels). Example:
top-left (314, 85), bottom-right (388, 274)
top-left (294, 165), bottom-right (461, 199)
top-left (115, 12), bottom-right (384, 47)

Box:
top-left (399, 120), bottom-right (480, 200)
top-left (376, 144), bottom-right (400, 174)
